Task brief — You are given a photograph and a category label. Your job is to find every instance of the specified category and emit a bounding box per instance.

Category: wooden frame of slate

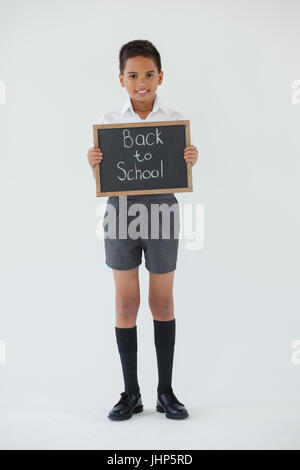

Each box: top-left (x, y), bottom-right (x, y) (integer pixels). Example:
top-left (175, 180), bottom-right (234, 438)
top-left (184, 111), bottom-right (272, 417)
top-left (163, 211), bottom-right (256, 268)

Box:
top-left (93, 120), bottom-right (192, 197)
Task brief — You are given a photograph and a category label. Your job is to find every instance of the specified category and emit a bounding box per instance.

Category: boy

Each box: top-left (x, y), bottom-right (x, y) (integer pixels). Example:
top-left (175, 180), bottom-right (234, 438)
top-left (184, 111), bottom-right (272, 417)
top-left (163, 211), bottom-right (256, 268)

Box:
top-left (87, 40), bottom-right (198, 420)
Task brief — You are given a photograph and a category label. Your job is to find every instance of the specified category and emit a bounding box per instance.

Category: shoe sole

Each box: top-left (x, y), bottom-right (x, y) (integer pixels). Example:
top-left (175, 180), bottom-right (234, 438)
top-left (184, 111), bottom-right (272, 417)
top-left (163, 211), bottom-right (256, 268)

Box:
top-left (108, 404), bottom-right (144, 421)
top-left (156, 404), bottom-right (189, 419)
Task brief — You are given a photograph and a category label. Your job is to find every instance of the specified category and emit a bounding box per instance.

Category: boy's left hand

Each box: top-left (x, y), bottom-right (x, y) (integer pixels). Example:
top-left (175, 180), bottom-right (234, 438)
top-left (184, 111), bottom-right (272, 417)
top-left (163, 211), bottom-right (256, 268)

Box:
top-left (184, 145), bottom-right (198, 167)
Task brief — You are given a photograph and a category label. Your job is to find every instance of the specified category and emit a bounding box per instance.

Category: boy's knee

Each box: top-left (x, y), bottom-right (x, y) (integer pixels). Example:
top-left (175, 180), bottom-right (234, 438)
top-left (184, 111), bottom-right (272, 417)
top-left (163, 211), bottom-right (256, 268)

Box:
top-left (148, 297), bottom-right (173, 320)
top-left (116, 296), bottom-right (140, 319)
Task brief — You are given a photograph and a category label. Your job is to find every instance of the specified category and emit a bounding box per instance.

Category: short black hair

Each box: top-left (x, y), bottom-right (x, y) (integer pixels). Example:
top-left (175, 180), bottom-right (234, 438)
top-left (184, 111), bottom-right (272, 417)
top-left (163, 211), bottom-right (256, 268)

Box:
top-left (119, 39), bottom-right (162, 75)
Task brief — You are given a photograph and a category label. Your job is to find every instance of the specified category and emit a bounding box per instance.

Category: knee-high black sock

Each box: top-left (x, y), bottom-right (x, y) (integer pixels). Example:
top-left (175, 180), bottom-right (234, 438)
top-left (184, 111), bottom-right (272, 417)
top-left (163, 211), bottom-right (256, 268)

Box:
top-left (153, 318), bottom-right (176, 395)
top-left (115, 325), bottom-right (140, 396)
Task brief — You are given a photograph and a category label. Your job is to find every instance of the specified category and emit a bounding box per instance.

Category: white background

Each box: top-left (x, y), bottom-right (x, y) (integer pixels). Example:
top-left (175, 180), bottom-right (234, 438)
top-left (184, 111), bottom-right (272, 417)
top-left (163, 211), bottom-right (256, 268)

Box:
top-left (0, 0), bottom-right (300, 450)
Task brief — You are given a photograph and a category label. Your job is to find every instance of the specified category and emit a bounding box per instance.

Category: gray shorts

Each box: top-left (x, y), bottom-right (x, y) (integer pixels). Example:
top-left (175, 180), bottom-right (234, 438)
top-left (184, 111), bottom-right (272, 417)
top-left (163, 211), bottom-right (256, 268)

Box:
top-left (102, 193), bottom-right (180, 274)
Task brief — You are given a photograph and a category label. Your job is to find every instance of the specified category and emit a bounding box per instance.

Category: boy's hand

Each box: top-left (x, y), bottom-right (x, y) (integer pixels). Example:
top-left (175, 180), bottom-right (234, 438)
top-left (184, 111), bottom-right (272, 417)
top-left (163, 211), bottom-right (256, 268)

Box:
top-left (184, 145), bottom-right (198, 167)
top-left (87, 146), bottom-right (103, 169)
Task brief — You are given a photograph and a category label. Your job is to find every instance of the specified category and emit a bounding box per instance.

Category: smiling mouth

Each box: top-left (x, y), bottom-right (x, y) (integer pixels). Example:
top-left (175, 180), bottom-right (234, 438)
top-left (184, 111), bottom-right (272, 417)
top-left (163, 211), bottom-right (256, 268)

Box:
top-left (135, 90), bottom-right (150, 95)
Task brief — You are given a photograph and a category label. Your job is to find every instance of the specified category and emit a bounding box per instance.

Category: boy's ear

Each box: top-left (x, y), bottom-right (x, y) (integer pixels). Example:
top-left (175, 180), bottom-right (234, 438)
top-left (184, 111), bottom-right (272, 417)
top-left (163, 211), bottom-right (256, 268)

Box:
top-left (158, 70), bottom-right (163, 85)
top-left (119, 73), bottom-right (125, 87)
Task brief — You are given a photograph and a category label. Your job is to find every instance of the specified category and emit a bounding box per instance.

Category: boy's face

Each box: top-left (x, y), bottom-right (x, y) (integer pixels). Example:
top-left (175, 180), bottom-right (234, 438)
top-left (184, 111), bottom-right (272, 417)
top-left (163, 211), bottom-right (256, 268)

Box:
top-left (119, 56), bottom-right (163, 105)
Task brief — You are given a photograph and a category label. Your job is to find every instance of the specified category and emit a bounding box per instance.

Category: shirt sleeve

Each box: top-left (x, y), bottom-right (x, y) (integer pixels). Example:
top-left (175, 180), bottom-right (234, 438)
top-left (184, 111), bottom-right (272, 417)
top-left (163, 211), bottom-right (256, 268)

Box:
top-left (176, 111), bottom-right (194, 146)
top-left (176, 111), bottom-right (185, 120)
top-left (98, 114), bottom-right (105, 124)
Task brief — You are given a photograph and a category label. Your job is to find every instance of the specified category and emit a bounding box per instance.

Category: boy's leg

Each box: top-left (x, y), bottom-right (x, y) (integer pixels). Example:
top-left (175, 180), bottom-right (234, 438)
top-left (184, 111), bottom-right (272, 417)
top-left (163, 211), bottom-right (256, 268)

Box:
top-left (113, 266), bottom-right (141, 395)
top-left (148, 271), bottom-right (176, 394)
top-left (113, 266), bottom-right (140, 328)
top-left (149, 270), bottom-right (189, 419)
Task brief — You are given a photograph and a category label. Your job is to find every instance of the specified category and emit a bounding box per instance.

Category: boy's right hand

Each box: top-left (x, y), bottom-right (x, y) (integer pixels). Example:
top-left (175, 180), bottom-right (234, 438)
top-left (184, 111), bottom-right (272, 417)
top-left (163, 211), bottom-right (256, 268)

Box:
top-left (87, 146), bottom-right (103, 169)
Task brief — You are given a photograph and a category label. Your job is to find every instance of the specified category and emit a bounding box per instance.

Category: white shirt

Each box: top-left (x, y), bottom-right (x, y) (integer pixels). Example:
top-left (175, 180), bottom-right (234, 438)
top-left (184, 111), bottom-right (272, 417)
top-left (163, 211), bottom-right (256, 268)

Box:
top-left (99, 92), bottom-right (184, 125)
top-left (98, 93), bottom-right (184, 200)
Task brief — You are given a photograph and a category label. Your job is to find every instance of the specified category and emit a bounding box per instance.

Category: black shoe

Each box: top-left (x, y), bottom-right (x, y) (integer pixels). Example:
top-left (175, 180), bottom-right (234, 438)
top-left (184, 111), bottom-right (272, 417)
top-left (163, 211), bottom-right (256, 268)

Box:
top-left (156, 390), bottom-right (189, 419)
top-left (108, 391), bottom-right (144, 421)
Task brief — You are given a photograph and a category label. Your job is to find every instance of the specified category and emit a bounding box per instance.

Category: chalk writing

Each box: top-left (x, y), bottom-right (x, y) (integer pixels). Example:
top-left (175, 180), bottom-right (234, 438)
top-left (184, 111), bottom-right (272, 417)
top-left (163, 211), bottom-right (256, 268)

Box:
top-left (123, 128), bottom-right (164, 148)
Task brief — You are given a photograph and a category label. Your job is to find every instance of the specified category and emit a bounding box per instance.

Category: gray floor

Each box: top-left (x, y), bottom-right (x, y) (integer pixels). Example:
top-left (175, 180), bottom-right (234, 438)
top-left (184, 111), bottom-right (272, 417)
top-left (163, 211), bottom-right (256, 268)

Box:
top-left (1, 400), bottom-right (300, 450)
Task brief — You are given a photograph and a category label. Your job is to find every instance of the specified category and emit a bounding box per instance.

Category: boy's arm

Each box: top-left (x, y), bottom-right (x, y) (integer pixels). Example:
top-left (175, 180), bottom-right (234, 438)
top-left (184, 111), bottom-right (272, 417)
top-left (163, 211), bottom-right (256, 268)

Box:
top-left (88, 146), bottom-right (103, 179)
top-left (89, 114), bottom-right (105, 180)
top-left (176, 112), bottom-right (199, 167)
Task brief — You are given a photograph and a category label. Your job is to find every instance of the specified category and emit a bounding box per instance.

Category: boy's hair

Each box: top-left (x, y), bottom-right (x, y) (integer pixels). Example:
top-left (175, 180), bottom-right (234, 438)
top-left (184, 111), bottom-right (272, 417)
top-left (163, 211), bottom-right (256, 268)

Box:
top-left (119, 39), bottom-right (162, 75)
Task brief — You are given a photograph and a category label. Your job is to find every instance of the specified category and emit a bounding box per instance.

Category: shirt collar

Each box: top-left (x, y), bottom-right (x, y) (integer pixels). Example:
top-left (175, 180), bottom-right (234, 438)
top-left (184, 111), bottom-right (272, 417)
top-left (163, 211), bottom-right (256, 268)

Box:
top-left (120, 92), bottom-right (166, 117)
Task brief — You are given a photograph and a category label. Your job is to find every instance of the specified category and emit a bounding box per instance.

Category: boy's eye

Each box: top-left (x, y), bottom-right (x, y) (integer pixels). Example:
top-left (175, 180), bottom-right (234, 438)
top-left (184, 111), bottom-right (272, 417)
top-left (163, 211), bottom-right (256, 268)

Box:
top-left (129, 73), bottom-right (153, 78)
